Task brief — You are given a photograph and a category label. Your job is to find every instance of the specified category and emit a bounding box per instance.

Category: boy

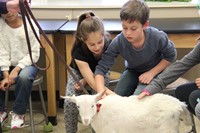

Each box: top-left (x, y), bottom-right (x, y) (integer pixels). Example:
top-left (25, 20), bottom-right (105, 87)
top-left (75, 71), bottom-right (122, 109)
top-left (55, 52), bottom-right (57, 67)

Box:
top-left (95, 0), bottom-right (177, 96)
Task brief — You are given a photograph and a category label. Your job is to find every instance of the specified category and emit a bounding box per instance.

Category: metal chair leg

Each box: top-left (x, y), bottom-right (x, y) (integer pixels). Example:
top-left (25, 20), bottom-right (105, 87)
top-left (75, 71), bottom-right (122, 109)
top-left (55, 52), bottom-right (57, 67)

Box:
top-left (29, 95), bottom-right (35, 133)
top-left (38, 84), bottom-right (48, 123)
top-left (5, 89), bottom-right (9, 108)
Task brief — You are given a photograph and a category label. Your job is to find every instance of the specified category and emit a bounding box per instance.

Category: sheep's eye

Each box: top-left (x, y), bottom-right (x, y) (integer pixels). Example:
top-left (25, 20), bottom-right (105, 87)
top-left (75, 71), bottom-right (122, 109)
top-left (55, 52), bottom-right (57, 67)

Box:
top-left (77, 105), bottom-right (80, 109)
top-left (91, 105), bottom-right (94, 108)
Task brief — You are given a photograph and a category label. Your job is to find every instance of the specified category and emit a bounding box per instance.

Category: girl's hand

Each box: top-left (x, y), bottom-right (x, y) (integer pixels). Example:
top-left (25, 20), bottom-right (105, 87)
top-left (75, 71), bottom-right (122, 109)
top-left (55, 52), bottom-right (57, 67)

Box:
top-left (139, 71), bottom-right (154, 84)
top-left (0, 78), bottom-right (10, 91)
top-left (9, 66), bottom-right (21, 85)
top-left (74, 79), bottom-right (87, 91)
top-left (195, 78), bottom-right (200, 89)
top-left (137, 92), bottom-right (147, 99)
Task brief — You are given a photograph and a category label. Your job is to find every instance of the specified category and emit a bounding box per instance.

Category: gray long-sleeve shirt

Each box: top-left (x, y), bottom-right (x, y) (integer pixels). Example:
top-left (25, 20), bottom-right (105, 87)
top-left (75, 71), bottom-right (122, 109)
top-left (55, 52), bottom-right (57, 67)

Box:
top-left (95, 27), bottom-right (177, 76)
top-left (145, 42), bottom-right (200, 94)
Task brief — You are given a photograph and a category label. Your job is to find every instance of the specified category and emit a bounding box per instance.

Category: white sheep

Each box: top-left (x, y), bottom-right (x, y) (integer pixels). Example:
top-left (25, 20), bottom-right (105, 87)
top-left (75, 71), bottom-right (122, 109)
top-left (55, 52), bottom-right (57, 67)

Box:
top-left (61, 90), bottom-right (193, 133)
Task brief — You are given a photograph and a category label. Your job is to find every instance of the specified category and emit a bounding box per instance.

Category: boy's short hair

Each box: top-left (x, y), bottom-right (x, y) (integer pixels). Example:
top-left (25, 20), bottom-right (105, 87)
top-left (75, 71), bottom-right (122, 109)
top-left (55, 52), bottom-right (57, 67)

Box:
top-left (120, 0), bottom-right (149, 25)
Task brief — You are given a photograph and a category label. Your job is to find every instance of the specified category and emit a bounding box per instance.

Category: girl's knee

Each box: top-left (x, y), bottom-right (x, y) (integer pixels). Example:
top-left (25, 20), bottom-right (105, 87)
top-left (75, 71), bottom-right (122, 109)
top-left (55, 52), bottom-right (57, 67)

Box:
top-left (19, 66), bottom-right (38, 79)
top-left (195, 103), bottom-right (200, 120)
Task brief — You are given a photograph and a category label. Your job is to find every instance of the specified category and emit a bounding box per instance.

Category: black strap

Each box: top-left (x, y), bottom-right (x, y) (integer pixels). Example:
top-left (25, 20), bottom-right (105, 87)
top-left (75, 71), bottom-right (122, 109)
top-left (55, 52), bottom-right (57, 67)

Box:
top-left (19, 0), bottom-right (89, 94)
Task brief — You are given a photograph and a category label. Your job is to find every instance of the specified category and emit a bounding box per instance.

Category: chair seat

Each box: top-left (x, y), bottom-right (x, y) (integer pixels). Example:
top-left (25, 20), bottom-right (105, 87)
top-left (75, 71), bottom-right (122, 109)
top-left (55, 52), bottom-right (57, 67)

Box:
top-left (109, 71), bottom-right (121, 86)
top-left (4, 74), bottom-right (49, 133)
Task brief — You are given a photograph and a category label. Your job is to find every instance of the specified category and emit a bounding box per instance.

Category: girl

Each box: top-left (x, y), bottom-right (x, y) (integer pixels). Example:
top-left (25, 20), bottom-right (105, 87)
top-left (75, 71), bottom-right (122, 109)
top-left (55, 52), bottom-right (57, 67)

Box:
top-left (0, 9), bottom-right (40, 128)
top-left (64, 11), bottom-right (114, 133)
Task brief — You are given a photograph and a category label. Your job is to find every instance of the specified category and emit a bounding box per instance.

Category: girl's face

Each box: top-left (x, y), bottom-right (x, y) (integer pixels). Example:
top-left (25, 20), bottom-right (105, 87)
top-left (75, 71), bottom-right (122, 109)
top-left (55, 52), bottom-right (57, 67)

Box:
top-left (1, 12), bottom-right (18, 22)
top-left (122, 20), bottom-right (149, 44)
top-left (85, 31), bottom-right (105, 56)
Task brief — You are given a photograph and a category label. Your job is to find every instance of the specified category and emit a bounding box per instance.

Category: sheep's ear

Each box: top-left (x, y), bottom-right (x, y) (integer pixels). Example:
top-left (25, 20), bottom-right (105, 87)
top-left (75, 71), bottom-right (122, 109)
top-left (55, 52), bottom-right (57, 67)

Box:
top-left (95, 89), bottom-right (106, 101)
top-left (60, 95), bottom-right (77, 103)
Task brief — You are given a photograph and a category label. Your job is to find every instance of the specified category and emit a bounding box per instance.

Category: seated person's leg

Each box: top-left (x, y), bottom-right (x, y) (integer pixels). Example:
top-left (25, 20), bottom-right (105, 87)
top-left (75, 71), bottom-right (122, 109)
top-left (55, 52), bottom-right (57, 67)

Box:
top-left (195, 102), bottom-right (200, 120)
top-left (175, 82), bottom-right (197, 114)
top-left (114, 69), bottom-right (139, 96)
top-left (11, 65), bottom-right (38, 128)
top-left (0, 71), bottom-right (7, 125)
top-left (13, 65), bottom-right (38, 115)
top-left (189, 89), bottom-right (200, 119)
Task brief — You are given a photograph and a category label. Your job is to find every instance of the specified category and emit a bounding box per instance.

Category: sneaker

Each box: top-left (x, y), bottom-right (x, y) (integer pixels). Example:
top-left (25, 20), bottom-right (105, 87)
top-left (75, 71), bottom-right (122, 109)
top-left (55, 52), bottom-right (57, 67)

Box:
top-left (10, 111), bottom-right (25, 129)
top-left (0, 111), bottom-right (8, 126)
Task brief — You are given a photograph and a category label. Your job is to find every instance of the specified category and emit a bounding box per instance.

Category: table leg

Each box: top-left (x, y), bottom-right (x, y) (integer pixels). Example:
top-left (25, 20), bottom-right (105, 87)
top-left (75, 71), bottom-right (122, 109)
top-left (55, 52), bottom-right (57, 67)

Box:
top-left (41, 35), bottom-right (57, 125)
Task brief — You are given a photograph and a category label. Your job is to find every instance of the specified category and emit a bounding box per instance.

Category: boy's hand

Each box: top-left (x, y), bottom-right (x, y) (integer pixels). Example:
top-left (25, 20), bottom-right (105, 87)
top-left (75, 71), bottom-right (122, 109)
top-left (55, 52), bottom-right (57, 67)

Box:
top-left (139, 71), bottom-right (154, 84)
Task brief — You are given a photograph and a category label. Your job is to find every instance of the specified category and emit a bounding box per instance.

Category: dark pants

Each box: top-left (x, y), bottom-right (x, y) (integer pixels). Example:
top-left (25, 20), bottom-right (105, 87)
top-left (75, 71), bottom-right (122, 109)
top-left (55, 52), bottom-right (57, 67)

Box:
top-left (0, 122), bottom-right (2, 133)
top-left (175, 82), bottom-right (200, 118)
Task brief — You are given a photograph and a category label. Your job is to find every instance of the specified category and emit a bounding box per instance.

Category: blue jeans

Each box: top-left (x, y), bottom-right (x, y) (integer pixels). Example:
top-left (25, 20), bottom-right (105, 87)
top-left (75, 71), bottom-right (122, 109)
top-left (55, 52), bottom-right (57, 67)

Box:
top-left (114, 69), bottom-right (141, 96)
top-left (0, 66), bottom-right (38, 115)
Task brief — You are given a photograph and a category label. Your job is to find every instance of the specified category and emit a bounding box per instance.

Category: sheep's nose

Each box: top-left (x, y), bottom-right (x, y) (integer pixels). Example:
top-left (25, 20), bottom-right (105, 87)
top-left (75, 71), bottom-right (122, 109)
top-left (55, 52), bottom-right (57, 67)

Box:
top-left (83, 119), bottom-right (89, 126)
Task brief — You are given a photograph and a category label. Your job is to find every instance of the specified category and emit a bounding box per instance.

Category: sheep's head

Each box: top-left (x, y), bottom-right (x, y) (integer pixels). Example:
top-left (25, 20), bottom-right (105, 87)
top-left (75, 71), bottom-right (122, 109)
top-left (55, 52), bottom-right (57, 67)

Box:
top-left (61, 90), bottom-right (106, 126)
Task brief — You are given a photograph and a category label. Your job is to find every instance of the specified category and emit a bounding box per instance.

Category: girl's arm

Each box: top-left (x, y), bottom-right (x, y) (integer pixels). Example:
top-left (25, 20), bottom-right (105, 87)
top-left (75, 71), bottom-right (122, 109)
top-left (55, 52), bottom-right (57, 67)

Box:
top-left (76, 59), bottom-right (115, 95)
top-left (75, 59), bottom-right (97, 90)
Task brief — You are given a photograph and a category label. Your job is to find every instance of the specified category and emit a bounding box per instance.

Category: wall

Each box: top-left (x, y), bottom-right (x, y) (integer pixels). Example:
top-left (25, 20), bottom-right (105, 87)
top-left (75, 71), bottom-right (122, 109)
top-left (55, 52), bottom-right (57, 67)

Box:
top-left (32, 1), bottom-right (200, 82)
top-left (31, 1), bottom-right (199, 19)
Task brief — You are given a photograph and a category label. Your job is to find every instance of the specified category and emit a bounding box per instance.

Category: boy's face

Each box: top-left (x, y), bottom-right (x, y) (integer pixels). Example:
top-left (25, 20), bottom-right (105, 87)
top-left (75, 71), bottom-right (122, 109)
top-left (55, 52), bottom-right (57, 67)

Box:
top-left (121, 20), bottom-right (148, 44)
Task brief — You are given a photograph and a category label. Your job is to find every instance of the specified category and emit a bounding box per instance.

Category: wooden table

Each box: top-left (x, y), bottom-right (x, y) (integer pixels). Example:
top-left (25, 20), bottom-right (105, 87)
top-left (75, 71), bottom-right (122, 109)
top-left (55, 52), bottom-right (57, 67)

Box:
top-left (38, 19), bottom-right (66, 125)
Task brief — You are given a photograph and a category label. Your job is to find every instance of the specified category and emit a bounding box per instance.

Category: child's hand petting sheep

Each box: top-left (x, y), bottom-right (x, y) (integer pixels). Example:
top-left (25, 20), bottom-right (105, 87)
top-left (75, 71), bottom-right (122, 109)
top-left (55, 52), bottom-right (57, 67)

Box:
top-left (105, 87), bottom-right (116, 95)
top-left (137, 89), bottom-right (151, 99)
